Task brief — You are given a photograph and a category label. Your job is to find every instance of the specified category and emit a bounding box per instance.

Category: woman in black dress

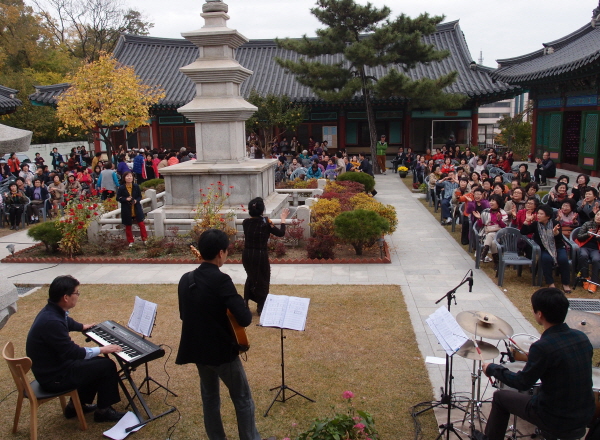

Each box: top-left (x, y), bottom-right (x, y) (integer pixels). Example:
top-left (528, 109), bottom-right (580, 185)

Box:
top-left (242, 197), bottom-right (289, 314)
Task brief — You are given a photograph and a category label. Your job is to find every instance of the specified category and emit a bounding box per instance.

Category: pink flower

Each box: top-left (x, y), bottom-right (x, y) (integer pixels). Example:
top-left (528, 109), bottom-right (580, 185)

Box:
top-left (353, 423), bottom-right (365, 431)
top-left (342, 390), bottom-right (354, 399)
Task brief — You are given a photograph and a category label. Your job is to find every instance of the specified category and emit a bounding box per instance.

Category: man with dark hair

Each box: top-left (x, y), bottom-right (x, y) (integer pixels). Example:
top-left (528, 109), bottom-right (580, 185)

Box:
top-left (534, 151), bottom-right (556, 185)
top-left (436, 170), bottom-right (459, 225)
top-left (177, 229), bottom-right (273, 440)
top-left (26, 276), bottom-right (125, 422)
top-left (375, 134), bottom-right (388, 174)
top-left (480, 288), bottom-right (594, 440)
top-left (358, 153), bottom-right (377, 196)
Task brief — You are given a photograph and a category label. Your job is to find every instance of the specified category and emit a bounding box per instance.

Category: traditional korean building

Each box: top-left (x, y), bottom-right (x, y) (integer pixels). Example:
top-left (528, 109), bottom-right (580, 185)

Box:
top-left (492, 3), bottom-right (600, 175)
top-left (0, 85), bottom-right (23, 115)
top-left (29, 20), bottom-right (517, 154)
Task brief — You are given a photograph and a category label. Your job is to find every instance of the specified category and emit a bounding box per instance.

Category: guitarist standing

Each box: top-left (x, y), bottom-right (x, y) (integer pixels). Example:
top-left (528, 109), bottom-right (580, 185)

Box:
top-left (176, 229), bottom-right (273, 440)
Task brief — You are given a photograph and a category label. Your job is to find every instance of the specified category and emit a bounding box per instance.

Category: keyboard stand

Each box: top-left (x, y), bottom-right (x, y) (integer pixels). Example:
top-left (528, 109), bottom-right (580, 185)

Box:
top-left (113, 356), bottom-right (176, 432)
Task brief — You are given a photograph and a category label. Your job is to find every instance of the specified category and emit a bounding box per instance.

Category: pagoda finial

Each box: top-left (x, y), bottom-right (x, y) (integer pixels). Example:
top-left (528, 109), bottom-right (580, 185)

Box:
top-left (203, 0), bottom-right (228, 13)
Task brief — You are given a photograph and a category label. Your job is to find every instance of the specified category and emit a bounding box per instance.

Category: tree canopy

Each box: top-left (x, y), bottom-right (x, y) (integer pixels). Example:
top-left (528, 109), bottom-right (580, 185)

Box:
top-left (56, 54), bottom-right (165, 158)
top-left (276, 0), bottom-right (466, 171)
top-left (32, 0), bottom-right (153, 62)
top-left (245, 90), bottom-right (307, 157)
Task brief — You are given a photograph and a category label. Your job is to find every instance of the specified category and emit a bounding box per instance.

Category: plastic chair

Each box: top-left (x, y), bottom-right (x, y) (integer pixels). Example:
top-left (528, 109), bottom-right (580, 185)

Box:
top-left (451, 202), bottom-right (464, 233)
top-left (541, 193), bottom-right (549, 204)
top-left (289, 167), bottom-right (307, 180)
top-left (3, 341), bottom-right (87, 440)
top-left (472, 221), bottom-right (486, 269)
top-left (493, 227), bottom-right (541, 287)
top-left (424, 176), bottom-right (431, 204)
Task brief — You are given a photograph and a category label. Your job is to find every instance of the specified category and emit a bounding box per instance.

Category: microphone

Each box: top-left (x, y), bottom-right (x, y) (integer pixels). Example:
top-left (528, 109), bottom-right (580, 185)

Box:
top-left (468, 270), bottom-right (473, 292)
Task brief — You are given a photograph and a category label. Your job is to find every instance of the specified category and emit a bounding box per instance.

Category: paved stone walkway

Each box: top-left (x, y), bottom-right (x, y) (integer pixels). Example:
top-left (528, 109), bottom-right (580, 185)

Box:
top-left (0, 172), bottom-right (541, 437)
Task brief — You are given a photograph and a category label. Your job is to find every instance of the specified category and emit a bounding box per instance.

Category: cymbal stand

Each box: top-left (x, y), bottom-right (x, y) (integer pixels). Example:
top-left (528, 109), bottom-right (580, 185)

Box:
top-left (413, 270), bottom-right (472, 440)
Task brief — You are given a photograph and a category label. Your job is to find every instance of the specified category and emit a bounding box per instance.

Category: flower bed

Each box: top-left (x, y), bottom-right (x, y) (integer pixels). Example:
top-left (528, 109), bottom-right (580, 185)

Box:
top-left (1, 241), bottom-right (391, 264)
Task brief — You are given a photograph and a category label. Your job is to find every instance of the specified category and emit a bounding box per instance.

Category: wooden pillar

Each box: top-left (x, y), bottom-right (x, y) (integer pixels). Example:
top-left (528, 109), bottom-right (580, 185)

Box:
top-left (93, 125), bottom-right (101, 152)
top-left (531, 107), bottom-right (538, 160)
top-left (338, 109), bottom-right (346, 150)
top-left (471, 107), bottom-right (478, 148)
top-left (403, 110), bottom-right (411, 148)
top-left (151, 118), bottom-right (160, 151)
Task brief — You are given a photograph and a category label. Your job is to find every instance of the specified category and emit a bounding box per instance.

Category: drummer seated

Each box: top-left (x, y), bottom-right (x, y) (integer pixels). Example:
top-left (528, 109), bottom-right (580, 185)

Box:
top-left (480, 288), bottom-right (595, 440)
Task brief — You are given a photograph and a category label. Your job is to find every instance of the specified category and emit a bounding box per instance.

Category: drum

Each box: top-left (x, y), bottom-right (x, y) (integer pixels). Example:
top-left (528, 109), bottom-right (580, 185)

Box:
top-left (495, 361), bottom-right (541, 394)
top-left (509, 334), bottom-right (539, 362)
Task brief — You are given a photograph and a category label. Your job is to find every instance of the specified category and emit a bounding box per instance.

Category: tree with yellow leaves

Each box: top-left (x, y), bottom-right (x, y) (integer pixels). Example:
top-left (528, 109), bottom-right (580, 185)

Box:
top-left (56, 53), bottom-right (165, 159)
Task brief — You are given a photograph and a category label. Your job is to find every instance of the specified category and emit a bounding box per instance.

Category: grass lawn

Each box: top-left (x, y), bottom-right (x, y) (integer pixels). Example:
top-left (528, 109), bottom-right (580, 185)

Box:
top-left (0, 284), bottom-right (438, 440)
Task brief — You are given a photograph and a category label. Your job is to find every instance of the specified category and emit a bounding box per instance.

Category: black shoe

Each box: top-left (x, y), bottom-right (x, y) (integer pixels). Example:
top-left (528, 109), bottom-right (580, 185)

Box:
top-left (541, 181), bottom-right (547, 186)
top-left (94, 406), bottom-right (126, 423)
top-left (64, 401), bottom-right (97, 419)
top-left (472, 430), bottom-right (488, 440)
top-left (9, 226), bottom-right (14, 230)
top-left (371, 190), bottom-right (378, 196)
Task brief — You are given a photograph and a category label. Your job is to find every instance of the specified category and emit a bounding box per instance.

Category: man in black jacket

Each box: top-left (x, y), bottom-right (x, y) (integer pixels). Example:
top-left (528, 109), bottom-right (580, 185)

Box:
top-left (26, 276), bottom-right (125, 422)
top-left (481, 288), bottom-right (594, 440)
top-left (534, 151), bottom-right (556, 185)
top-left (177, 229), bottom-right (272, 440)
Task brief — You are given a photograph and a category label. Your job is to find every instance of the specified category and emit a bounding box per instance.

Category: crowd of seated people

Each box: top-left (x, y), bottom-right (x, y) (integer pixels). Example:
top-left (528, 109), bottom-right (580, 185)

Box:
top-left (414, 146), bottom-right (600, 294)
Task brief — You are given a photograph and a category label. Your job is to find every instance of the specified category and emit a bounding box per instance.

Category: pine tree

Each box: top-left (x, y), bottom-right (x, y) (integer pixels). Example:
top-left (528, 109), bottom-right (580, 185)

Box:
top-left (276, 0), bottom-right (466, 173)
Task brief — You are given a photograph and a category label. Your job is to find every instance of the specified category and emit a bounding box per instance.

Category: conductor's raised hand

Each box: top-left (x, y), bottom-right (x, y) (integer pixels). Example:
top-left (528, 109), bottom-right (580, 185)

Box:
top-left (280, 207), bottom-right (290, 221)
top-left (100, 344), bottom-right (122, 354)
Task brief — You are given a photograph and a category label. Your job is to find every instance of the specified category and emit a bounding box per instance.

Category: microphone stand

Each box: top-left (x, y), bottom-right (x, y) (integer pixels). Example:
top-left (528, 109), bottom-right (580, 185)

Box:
top-left (414, 270), bottom-right (472, 440)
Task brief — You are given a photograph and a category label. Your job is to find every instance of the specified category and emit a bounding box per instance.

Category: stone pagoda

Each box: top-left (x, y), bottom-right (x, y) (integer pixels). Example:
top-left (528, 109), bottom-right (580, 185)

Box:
top-left (158, 0), bottom-right (287, 218)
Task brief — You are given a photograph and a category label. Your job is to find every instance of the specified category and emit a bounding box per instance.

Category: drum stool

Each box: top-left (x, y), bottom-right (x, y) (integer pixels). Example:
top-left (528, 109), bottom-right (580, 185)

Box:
top-left (536, 426), bottom-right (586, 440)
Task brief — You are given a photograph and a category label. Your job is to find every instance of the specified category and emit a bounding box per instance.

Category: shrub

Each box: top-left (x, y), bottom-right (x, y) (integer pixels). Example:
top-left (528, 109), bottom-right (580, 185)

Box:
top-left (56, 196), bottom-right (102, 257)
top-left (324, 180), bottom-right (365, 194)
top-left (336, 172), bottom-right (375, 192)
top-left (319, 191), bottom-right (354, 211)
top-left (268, 238), bottom-right (287, 258)
top-left (276, 178), bottom-right (319, 189)
top-left (350, 193), bottom-right (398, 233)
top-left (284, 218), bottom-right (305, 247)
top-left (310, 198), bottom-right (341, 236)
top-left (306, 234), bottom-right (336, 259)
top-left (27, 222), bottom-right (62, 253)
top-left (155, 183), bottom-right (165, 193)
top-left (227, 238), bottom-right (246, 256)
top-left (139, 178), bottom-right (164, 190)
top-left (334, 210), bottom-right (389, 255)
top-left (102, 196), bottom-right (118, 213)
top-left (190, 181), bottom-right (237, 242)
top-left (297, 391), bottom-right (378, 440)
top-left (106, 235), bottom-right (130, 255)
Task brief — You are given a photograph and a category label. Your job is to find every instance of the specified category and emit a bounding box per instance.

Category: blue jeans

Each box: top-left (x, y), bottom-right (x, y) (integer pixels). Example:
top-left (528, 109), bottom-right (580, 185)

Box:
top-left (196, 358), bottom-right (260, 440)
top-left (441, 198), bottom-right (452, 219)
top-left (540, 247), bottom-right (570, 286)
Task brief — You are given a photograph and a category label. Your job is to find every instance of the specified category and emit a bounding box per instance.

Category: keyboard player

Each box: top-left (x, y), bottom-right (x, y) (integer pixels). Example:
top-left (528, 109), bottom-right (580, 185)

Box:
top-left (26, 275), bottom-right (127, 423)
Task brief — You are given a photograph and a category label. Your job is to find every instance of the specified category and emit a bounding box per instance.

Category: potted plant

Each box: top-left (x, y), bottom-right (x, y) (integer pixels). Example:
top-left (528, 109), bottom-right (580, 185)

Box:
top-left (397, 166), bottom-right (409, 178)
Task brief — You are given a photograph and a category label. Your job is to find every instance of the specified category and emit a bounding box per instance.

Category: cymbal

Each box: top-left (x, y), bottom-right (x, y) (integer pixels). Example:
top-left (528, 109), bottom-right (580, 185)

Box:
top-left (566, 310), bottom-right (600, 348)
top-left (457, 340), bottom-right (499, 361)
top-left (456, 311), bottom-right (514, 340)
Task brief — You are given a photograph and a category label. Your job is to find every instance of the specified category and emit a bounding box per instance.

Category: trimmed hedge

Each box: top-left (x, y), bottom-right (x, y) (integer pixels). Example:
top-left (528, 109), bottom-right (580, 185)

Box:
top-left (336, 172), bottom-right (375, 192)
top-left (140, 178), bottom-right (164, 189)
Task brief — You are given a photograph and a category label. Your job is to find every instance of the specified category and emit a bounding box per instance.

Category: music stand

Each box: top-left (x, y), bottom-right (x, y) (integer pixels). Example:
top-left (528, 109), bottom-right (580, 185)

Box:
top-left (259, 294), bottom-right (315, 416)
top-left (412, 271), bottom-right (472, 440)
top-left (128, 296), bottom-right (177, 397)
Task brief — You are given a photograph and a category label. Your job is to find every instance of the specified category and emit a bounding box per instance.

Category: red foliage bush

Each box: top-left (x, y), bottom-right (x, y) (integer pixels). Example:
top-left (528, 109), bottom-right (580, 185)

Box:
top-left (306, 234), bottom-right (336, 259)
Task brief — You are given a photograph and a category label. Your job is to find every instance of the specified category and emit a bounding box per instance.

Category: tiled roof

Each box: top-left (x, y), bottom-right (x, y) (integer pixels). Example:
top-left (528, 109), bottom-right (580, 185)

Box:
top-left (29, 21), bottom-right (517, 108)
top-left (493, 23), bottom-right (600, 84)
top-left (0, 85), bottom-right (22, 114)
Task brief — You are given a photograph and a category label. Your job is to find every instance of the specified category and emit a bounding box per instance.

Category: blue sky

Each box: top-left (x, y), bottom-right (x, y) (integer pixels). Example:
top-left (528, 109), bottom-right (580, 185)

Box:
top-left (128, 0), bottom-right (594, 67)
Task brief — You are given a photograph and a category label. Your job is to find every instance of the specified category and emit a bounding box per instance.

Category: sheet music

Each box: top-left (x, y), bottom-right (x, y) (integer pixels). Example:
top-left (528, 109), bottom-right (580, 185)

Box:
top-left (128, 296), bottom-right (157, 337)
top-left (426, 306), bottom-right (469, 356)
top-left (259, 294), bottom-right (310, 331)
